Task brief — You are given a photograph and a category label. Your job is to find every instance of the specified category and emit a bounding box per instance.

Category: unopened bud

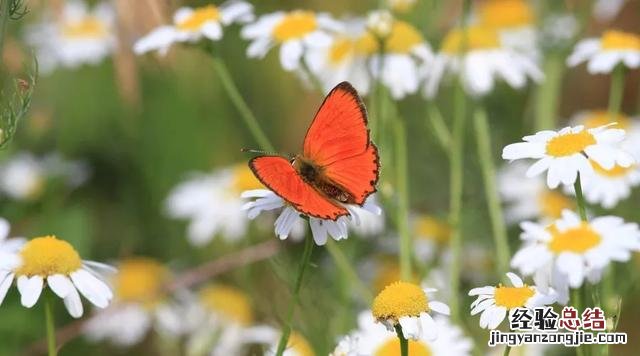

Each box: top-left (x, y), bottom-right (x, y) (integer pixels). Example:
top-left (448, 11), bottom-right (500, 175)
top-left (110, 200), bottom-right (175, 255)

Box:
top-left (366, 10), bottom-right (394, 39)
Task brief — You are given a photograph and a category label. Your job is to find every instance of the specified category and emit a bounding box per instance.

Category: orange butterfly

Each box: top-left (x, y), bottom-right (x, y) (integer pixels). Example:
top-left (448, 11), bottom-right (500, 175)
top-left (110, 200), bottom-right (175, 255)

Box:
top-left (249, 82), bottom-right (380, 221)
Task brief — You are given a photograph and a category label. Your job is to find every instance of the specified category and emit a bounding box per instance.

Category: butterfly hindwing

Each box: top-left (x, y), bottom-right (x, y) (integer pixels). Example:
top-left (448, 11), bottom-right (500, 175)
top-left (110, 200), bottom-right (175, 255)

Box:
top-left (249, 155), bottom-right (349, 220)
top-left (302, 82), bottom-right (379, 205)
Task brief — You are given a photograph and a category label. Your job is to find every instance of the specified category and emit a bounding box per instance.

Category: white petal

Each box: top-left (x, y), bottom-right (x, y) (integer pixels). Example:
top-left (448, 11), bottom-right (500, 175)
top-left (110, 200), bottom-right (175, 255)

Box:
top-left (17, 275), bottom-right (43, 308)
top-left (47, 274), bottom-right (73, 298)
top-left (399, 316), bottom-right (419, 340)
top-left (279, 40), bottom-right (303, 71)
top-left (506, 272), bottom-right (524, 287)
top-left (488, 306), bottom-right (508, 329)
top-left (469, 286), bottom-right (495, 296)
top-left (428, 301), bottom-right (450, 315)
top-left (420, 313), bottom-right (438, 340)
top-left (0, 273), bottom-right (14, 304)
top-left (70, 269), bottom-right (111, 308)
top-left (63, 286), bottom-right (83, 318)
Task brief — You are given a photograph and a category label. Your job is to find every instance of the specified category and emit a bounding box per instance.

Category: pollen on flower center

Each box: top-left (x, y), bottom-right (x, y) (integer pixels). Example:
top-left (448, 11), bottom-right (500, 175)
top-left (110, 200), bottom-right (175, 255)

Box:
top-left (545, 130), bottom-right (596, 157)
top-left (590, 160), bottom-right (634, 178)
top-left (601, 30), bottom-right (640, 51)
top-left (478, 0), bottom-right (534, 29)
top-left (372, 281), bottom-right (429, 322)
top-left (199, 284), bottom-right (254, 325)
top-left (494, 284), bottom-right (535, 309)
top-left (62, 17), bottom-right (108, 39)
top-left (538, 190), bottom-right (574, 219)
top-left (16, 236), bottom-right (82, 277)
top-left (385, 21), bottom-right (424, 53)
top-left (231, 164), bottom-right (262, 192)
top-left (441, 26), bottom-right (500, 54)
top-left (548, 224), bottom-right (602, 254)
top-left (582, 111), bottom-right (630, 130)
top-left (114, 258), bottom-right (169, 305)
top-left (375, 338), bottom-right (432, 356)
top-left (177, 5), bottom-right (220, 31)
top-left (272, 11), bottom-right (317, 42)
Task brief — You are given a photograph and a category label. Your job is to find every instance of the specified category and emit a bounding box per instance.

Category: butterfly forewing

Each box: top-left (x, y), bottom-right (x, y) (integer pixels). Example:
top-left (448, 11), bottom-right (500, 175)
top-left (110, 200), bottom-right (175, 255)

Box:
top-left (302, 82), bottom-right (379, 205)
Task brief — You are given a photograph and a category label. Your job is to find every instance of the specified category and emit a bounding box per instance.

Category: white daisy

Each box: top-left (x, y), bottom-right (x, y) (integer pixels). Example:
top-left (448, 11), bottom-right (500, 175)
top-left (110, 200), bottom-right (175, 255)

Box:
top-left (576, 160), bottom-right (640, 208)
top-left (511, 210), bottom-right (640, 303)
top-left (241, 189), bottom-right (382, 246)
top-left (570, 110), bottom-right (640, 160)
top-left (0, 235), bottom-right (114, 318)
top-left (304, 18), bottom-right (372, 95)
top-left (567, 30), bottom-right (640, 73)
top-left (84, 257), bottom-right (175, 346)
top-left (332, 311), bottom-right (472, 355)
top-left (26, 0), bottom-right (115, 73)
top-left (476, 0), bottom-right (538, 58)
top-left (0, 152), bottom-right (89, 202)
top-left (133, 1), bottom-right (254, 56)
top-left (502, 124), bottom-right (635, 189)
top-left (368, 19), bottom-right (434, 99)
top-left (372, 281), bottom-right (450, 340)
top-left (165, 164), bottom-right (263, 246)
top-left (412, 214), bottom-right (450, 262)
top-left (498, 161), bottom-right (575, 223)
top-left (241, 10), bottom-right (341, 72)
top-left (469, 272), bottom-right (556, 330)
top-left (176, 284), bottom-right (258, 356)
top-left (425, 25), bottom-right (542, 98)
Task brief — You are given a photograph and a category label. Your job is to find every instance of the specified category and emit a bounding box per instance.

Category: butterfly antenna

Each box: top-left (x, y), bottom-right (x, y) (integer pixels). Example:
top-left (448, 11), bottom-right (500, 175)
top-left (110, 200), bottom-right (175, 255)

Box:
top-left (240, 148), bottom-right (281, 156)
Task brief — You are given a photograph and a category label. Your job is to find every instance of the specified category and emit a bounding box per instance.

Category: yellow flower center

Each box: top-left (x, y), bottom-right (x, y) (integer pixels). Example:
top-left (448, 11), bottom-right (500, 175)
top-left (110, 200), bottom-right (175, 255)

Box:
top-left (231, 164), bottom-right (263, 192)
top-left (547, 223), bottom-right (602, 254)
top-left (62, 16), bottom-right (108, 39)
top-left (375, 339), bottom-right (432, 356)
top-left (415, 216), bottom-right (451, 245)
top-left (199, 284), bottom-right (254, 325)
top-left (545, 130), bottom-right (596, 157)
top-left (478, 0), bottom-right (534, 29)
top-left (288, 332), bottom-right (315, 356)
top-left (385, 21), bottom-right (424, 53)
top-left (441, 26), bottom-right (500, 54)
top-left (328, 37), bottom-right (358, 65)
top-left (601, 30), bottom-right (640, 51)
top-left (114, 258), bottom-right (169, 305)
top-left (538, 190), bottom-right (575, 219)
top-left (372, 281), bottom-right (429, 323)
top-left (493, 284), bottom-right (535, 309)
top-left (273, 11), bottom-right (318, 42)
top-left (582, 111), bottom-right (630, 130)
top-left (16, 236), bottom-right (82, 277)
top-left (590, 160), bottom-right (634, 178)
top-left (176, 6), bottom-right (220, 31)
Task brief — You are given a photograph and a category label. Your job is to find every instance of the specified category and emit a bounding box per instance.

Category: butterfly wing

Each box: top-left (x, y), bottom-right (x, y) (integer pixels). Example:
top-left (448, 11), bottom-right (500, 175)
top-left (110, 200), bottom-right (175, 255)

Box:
top-left (249, 155), bottom-right (349, 220)
top-left (303, 82), bottom-right (379, 205)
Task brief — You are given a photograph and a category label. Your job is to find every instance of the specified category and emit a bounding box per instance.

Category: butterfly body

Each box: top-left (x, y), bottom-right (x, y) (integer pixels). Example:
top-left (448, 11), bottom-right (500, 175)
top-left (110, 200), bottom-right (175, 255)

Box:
top-left (249, 82), bottom-right (379, 221)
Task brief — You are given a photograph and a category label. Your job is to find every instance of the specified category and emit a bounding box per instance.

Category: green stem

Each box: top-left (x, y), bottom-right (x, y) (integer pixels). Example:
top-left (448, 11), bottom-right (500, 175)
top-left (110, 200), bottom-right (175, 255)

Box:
top-left (0, 0), bottom-right (10, 67)
top-left (448, 78), bottom-right (467, 323)
top-left (45, 297), bottom-right (57, 356)
top-left (394, 324), bottom-right (409, 356)
top-left (275, 235), bottom-right (314, 356)
top-left (211, 56), bottom-right (274, 152)
top-left (326, 239), bottom-right (373, 303)
top-left (573, 174), bottom-right (587, 222)
top-left (571, 288), bottom-right (585, 356)
top-left (503, 345), bottom-right (511, 356)
top-left (534, 52), bottom-right (564, 131)
top-left (474, 104), bottom-right (510, 277)
top-left (426, 102), bottom-right (451, 153)
top-left (608, 65), bottom-right (625, 118)
top-left (394, 118), bottom-right (412, 281)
